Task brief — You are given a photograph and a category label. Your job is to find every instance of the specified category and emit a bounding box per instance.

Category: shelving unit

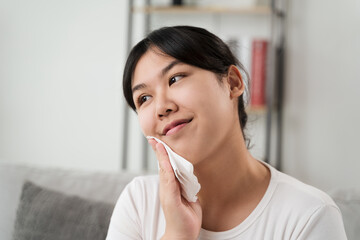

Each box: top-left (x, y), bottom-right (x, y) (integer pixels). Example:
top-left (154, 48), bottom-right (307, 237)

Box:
top-left (132, 5), bottom-right (271, 14)
top-left (122, 0), bottom-right (286, 171)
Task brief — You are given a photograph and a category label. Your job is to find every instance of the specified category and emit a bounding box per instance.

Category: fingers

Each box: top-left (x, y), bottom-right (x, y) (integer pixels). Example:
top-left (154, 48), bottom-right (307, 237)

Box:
top-left (156, 143), bottom-right (174, 173)
top-left (147, 139), bottom-right (202, 239)
top-left (147, 138), bottom-right (180, 202)
top-left (147, 138), bottom-right (157, 151)
top-left (189, 199), bottom-right (203, 220)
top-left (148, 138), bottom-right (173, 173)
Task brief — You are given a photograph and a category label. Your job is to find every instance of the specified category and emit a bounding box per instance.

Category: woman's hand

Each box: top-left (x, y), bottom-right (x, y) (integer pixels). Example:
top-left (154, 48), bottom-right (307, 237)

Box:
top-left (148, 139), bottom-right (202, 240)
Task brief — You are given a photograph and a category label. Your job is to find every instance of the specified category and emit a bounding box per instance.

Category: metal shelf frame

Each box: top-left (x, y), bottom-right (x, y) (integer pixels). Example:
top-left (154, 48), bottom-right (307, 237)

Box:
top-left (122, 0), bottom-right (286, 171)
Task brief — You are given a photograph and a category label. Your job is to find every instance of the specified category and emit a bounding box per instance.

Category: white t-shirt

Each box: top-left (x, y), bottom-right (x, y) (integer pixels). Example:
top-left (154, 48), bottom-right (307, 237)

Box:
top-left (106, 163), bottom-right (347, 240)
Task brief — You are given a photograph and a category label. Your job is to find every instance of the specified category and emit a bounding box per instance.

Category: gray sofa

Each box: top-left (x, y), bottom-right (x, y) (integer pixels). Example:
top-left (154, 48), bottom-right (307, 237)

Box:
top-left (1, 163), bottom-right (359, 240)
top-left (0, 163), bottom-right (142, 240)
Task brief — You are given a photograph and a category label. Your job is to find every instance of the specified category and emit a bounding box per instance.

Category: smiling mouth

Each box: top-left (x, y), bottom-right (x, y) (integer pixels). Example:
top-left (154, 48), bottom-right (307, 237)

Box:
top-left (163, 118), bottom-right (193, 136)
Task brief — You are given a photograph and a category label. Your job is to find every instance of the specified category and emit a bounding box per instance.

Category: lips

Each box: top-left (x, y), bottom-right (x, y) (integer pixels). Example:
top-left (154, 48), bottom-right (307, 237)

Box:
top-left (162, 118), bottom-right (193, 136)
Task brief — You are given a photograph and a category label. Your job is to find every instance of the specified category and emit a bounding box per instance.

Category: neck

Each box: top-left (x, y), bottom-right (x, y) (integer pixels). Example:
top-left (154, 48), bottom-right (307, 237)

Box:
top-left (193, 128), bottom-right (270, 224)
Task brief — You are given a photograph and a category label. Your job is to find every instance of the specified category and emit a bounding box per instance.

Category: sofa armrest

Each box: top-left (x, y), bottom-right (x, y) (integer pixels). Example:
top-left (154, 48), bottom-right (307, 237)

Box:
top-left (329, 188), bottom-right (360, 240)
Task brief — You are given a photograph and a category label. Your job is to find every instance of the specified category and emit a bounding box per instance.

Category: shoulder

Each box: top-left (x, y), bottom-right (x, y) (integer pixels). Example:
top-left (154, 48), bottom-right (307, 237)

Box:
top-left (272, 168), bottom-right (337, 209)
top-left (106, 175), bottom-right (160, 240)
top-left (120, 175), bottom-right (159, 204)
top-left (126, 175), bottom-right (159, 192)
top-left (266, 165), bottom-right (347, 239)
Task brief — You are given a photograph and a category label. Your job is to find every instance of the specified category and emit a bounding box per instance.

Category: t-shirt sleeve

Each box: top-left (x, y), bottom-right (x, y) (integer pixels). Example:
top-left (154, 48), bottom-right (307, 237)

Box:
top-left (106, 179), bottom-right (143, 240)
top-left (297, 204), bottom-right (348, 240)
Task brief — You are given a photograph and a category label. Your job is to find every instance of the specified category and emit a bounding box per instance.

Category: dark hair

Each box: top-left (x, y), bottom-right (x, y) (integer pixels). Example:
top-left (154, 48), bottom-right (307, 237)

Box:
top-left (123, 26), bottom-right (250, 145)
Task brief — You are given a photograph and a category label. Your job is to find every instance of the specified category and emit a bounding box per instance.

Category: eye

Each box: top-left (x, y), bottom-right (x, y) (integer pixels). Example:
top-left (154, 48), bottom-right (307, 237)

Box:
top-left (137, 95), bottom-right (151, 107)
top-left (169, 75), bottom-right (184, 86)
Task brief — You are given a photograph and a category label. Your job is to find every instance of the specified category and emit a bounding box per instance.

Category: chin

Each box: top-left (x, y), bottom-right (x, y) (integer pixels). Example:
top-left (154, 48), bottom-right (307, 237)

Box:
top-left (174, 144), bottom-right (203, 166)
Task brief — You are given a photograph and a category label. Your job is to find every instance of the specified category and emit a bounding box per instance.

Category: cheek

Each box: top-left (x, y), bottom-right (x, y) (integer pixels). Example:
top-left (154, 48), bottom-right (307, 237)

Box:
top-left (176, 82), bottom-right (207, 107)
top-left (137, 110), bottom-right (154, 136)
top-left (178, 80), bottom-right (230, 115)
top-left (194, 83), bottom-right (230, 113)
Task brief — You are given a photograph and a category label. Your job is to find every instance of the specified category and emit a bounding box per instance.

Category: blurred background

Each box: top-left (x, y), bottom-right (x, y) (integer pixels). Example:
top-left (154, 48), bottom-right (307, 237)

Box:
top-left (1, 0), bottom-right (359, 194)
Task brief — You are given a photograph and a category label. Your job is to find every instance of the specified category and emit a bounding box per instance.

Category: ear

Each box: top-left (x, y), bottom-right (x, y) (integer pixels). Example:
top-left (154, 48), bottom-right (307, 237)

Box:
top-left (227, 65), bottom-right (245, 99)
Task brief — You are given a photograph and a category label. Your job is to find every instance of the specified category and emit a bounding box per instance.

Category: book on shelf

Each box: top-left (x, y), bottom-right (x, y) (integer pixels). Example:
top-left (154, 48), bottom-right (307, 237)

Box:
top-left (226, 37), bottom-right (268, 109)
top-left (250, 39), bottom-right (267, 108)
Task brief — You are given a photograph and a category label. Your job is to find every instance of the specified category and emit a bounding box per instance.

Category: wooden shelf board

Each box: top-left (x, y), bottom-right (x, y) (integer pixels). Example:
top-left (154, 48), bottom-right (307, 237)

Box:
top-left (246, 106), bottom-right (267, 114)
top-left (132, 6), bottom-right (271, 15)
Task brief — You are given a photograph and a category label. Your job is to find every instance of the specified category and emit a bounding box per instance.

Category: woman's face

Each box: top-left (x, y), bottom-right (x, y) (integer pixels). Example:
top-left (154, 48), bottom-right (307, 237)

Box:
top-left (132, 48), bottom-right (241, 164)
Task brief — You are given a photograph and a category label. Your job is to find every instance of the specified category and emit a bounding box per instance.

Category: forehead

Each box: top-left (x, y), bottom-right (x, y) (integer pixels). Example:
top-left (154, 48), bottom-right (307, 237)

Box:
top-left (132, 48), bottom-right (177, 86)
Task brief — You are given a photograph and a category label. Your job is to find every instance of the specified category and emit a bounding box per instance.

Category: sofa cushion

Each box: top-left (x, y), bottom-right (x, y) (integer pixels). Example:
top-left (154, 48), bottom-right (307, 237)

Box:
top-left (13, 181), bottom-right (114, 240)
top-left (0, 163), bottom-right (142, 240)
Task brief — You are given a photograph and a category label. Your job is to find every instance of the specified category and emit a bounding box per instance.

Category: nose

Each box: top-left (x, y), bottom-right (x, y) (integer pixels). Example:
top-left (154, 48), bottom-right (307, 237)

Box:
top-left (156, 94), bottom-right (178, 118)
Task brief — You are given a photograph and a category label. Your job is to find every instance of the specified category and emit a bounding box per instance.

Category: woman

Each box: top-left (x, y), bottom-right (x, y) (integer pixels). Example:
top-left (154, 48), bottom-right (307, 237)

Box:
top-left (107, 26), bottom-right (347, 239)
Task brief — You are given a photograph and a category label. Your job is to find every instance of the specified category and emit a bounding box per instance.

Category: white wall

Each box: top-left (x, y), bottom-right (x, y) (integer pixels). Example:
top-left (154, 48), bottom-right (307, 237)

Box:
top-left (1, 0), bottom-right (270, 173)
top-left (2, 0), bottom-right (359, 193)
top-left (0, 0), bottom-right (128, 172)
top-left (283, 0), bottom-right (360, 191)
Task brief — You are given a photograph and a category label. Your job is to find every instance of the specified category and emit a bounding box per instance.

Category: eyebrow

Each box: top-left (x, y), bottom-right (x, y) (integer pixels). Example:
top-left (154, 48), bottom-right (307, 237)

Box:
top-left (132, 83), bottom-right (147, 94)
top-left (131, 60), bottom-right (181, 94)
top-left (161, 60), bottom-right (181, 77)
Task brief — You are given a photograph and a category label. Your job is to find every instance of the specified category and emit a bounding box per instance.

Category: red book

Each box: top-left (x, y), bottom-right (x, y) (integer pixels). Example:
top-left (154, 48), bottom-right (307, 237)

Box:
top-left (250, 39), bottom-right (268, 107)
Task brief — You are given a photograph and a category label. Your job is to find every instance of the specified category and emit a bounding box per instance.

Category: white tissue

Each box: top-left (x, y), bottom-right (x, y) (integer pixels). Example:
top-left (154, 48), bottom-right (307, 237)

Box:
top-left (147, 136), bottom-right (201, 202)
